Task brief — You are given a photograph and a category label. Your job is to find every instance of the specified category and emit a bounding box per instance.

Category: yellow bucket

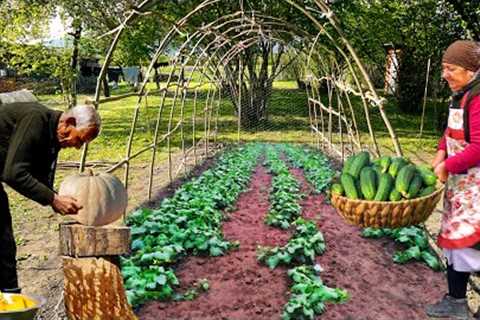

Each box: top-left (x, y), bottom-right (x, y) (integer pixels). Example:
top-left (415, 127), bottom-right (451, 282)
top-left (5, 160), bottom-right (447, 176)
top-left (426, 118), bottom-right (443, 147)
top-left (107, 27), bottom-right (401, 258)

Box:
top-left (0, 293), bottom-right (44, 320)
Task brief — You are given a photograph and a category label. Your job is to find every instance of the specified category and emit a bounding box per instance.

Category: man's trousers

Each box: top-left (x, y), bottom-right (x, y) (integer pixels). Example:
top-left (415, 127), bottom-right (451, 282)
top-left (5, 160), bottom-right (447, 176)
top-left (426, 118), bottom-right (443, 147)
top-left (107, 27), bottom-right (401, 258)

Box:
top-left (0, 183), bottom-right (18, 290)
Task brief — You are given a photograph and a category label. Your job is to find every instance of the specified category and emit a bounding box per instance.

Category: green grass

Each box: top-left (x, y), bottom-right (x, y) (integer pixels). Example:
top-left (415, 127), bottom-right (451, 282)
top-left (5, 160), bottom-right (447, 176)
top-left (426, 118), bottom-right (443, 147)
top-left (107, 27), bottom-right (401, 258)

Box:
top-left (38, 82), bottom-right (312, 164)
top-left (36, 80), bottom-right (443, 166)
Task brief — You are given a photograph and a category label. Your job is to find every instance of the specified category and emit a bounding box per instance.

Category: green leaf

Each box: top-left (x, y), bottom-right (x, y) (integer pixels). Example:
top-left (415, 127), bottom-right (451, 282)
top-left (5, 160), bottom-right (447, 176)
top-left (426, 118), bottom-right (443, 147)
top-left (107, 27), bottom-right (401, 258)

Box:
top-left (393, 246), bottom-right (421, 263)
top-left (421, 251), bottom-right (442, 271)
top-left (209, 246), bottom-right (224, 256)
top-left (156, 274), bottom-right (167, 285)
top-left (361, 228), bottom-right (385, 238)
top-left (131, 239), bottom-right (144, 250)
top-left (267, 255), bottom-right (281, 269)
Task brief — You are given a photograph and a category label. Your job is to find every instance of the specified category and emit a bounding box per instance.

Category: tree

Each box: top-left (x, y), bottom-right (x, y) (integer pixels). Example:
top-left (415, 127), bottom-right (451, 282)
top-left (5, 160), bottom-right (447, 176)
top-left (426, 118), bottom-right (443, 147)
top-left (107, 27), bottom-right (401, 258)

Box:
top-left (163, 0), bottom-right (319, 128)
top-left (0, 0), bottom-right (171, 104)
top-left (0, 1), bottom-right (54, 42)
top-left (445, 0), bottom-right (480, 40)
top-left (53, 0), bottom-right (147, 104)
top-left (331, 0), bottom-right (466, 113)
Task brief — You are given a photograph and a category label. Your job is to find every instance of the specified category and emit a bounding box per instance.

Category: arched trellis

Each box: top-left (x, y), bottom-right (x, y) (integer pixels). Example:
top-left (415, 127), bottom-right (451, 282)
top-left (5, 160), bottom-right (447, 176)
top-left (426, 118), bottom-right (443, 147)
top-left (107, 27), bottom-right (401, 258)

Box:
top-left (80, 0), bottom-right (403, 205)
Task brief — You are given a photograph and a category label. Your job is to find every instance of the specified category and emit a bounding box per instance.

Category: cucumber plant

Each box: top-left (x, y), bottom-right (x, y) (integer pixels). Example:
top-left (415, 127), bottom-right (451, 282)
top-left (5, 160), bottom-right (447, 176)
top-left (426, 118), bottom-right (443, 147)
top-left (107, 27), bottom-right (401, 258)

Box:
top-left (264, 145), bottom-right (303, 229)
top-left (122, 144), bottom-right (263, 307)
top-left (361, 226), bottom-right (442, 271)
top-left (257, 218), bottom-right (326, 268)
top-left (280, 144), bottom-right (335, 193)
top-left (282, 265), bottom-right (349, 320)
top-left (259, 145), bottom-right (347, 319)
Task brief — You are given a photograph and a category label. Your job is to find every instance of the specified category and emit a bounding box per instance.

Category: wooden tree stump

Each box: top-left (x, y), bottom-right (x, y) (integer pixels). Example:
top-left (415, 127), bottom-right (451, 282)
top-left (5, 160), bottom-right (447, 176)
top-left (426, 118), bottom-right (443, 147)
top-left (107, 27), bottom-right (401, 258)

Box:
top-left (60, 222), bottom-right (131, 257)
top-left (60, 222), bottom-right (137, 320)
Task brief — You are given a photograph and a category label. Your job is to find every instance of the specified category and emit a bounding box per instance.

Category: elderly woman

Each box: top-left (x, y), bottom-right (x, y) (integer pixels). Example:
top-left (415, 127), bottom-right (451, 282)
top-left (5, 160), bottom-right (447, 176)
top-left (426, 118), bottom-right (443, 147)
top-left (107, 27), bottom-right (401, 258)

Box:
top-left (0, 102), bottom-right (101, 293)
top-left (426, 40), bottom-right (480, 319)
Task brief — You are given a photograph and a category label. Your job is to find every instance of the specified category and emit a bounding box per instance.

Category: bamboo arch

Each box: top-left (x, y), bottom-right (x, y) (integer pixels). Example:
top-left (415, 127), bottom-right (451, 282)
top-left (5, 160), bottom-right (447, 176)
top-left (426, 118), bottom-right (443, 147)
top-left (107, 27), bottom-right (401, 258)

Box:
top-left (79, 0), bottom-right (403, 204)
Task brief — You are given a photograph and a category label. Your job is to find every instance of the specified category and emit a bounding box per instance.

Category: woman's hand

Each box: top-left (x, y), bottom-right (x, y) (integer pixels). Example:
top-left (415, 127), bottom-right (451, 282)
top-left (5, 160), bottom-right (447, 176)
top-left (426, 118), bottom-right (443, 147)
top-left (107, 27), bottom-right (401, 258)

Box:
top-left (431, 150), bottom-right (447, 169)
top-left (434, 161), bottom-right (449, 183)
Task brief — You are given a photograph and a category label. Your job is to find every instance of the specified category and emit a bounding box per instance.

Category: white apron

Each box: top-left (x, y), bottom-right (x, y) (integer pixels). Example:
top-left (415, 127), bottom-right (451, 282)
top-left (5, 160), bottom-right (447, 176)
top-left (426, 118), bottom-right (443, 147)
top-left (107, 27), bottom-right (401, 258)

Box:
top-left (439, 106), bottom-right (480, 272)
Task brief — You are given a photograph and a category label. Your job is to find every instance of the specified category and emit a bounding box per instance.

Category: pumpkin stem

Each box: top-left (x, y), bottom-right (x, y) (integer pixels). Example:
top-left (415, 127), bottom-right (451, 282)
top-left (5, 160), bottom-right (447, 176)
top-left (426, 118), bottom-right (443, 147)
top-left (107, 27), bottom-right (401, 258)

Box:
top-left (86, 168), bottom-right (95, 176)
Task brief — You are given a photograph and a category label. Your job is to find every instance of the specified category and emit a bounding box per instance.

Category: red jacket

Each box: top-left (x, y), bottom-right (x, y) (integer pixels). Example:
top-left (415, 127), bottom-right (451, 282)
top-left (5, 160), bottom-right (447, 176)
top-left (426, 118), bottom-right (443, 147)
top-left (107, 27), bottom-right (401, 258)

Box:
top-left (438, 95), bottom-right (480, 173)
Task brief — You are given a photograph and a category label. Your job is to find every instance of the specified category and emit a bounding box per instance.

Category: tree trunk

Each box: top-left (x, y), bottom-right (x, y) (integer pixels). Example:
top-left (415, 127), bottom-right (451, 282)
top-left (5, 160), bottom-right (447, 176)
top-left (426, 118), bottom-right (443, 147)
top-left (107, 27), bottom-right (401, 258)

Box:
top-left (223, 41), bottom-right (285, 130)
top-left (103, 76), bottom-right (110, 97)
top-left (154, 67), bottom-right (160, 89)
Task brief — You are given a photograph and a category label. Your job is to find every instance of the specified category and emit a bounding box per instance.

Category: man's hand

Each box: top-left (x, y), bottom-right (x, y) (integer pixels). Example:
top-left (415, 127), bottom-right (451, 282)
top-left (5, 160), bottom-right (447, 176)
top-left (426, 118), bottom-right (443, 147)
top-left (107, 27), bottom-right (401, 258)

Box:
top-left (51, 194), bottom-right (82, 215)
top-left (431, 150), bottom-right (447, 169)
top-left (434, 161), bottom-right (449, 183)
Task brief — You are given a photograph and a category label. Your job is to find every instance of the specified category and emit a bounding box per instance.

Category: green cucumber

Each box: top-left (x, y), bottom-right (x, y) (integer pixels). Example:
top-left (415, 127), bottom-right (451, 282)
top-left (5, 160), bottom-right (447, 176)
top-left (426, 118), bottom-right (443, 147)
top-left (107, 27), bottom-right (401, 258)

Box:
top-left (355, 178), bottom-right (364, 199)
top-left (374, 173), bottom-right (394, 201)
top-left (418, 186), bottom-right (436, 197)
top-left (341, 173), bottom-right (359, 200)
top-left (331, 183), bottom-right (344, 196)
top-left (388, 157), bottom-right (408, 178)
top-left (395, 164), bottom-right (417, 196)
top-left (416, 166), bottom-right (437, 186)
top-left (406, 175), bottom-right (423, 199)
top-left (378, 156), bottom-right (392, 173)
top-left (389, 189), bottom-right (402, 201)
top-left (349, 151), bottom-right (370, 179)
top-left (342, 155), bottom-right (357, 175)
top-left (360, 167), bottom-right (377, 200)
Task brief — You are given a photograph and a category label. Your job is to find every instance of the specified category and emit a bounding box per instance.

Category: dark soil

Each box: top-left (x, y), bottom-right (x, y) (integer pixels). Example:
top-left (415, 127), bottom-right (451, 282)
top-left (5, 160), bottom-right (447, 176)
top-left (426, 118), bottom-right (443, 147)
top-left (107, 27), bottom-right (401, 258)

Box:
top-left (290, 168), bottom-right (446, 320)
top-left (138, 165), bottom-right (446, 320)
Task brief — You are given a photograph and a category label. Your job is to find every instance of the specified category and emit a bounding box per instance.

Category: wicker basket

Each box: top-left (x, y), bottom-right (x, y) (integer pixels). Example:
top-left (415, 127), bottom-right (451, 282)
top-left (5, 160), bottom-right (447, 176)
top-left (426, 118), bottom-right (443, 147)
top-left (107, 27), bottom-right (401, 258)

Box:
top-left (331, 185), bottom-right (445, 228)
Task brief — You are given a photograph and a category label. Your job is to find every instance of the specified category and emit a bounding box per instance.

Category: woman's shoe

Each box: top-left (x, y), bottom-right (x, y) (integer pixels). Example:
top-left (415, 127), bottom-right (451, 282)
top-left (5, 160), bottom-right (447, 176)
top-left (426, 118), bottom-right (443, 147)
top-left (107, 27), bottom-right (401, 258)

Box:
top-left (425, 294), bottom-right (470, 320)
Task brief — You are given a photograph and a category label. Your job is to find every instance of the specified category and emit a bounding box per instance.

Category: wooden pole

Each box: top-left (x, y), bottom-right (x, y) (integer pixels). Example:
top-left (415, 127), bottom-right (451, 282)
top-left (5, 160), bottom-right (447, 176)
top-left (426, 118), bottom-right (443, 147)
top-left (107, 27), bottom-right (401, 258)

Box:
top-left (167, 74), bottom-right (182, 184)
top-left (180, 84), bottom-right (187, 176)
top-left (419, 58), bottom-right (431, 137)
top-left (79, 0), bottom-right (155, 173)
top-left (193, 89), bottom-right (198, 165)
top-left (204, 87), bottom-right (212, 158)
top-left (327, 79), bottom-right (333, 149)
top-left (311, 81), bottom-right (321, 149)
top-left (337, 91), bottom-right (344, 162)
top-left (315, 81), bottom-right (325, 149)
top-left (214, 88), bottom-right (222, 144)
top-left (238, 58), bottom-right (243, 142)
top-left (342, 88), bottom-right (361, 150)
top-left (306, 81), bottom-right (316, 147)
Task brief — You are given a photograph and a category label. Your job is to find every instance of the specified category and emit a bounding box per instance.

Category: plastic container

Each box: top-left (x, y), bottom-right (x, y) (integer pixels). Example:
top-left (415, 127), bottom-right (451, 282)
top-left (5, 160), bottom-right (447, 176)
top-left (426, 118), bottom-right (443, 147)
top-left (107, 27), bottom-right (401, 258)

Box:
top-left (0, 293), bottom-right (45, 320)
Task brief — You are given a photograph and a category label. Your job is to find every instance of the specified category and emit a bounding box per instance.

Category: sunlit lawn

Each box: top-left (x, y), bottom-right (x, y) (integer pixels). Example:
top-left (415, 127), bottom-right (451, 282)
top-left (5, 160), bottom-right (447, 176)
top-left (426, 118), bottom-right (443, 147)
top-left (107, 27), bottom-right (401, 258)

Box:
top-left (37, 80), bottom-right (443, 166)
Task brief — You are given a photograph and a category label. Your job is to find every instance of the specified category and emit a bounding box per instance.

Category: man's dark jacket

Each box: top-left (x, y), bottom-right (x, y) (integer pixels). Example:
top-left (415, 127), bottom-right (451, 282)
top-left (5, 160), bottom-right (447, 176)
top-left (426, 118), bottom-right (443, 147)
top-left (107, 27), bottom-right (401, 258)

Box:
top-left (0, 102), bottom-right (62, 205)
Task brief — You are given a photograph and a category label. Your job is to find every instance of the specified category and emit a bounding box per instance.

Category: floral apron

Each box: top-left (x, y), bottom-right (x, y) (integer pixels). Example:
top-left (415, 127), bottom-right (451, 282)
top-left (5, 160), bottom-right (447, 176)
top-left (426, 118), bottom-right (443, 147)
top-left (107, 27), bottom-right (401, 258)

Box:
top-left (438, 99), bottom-right (480, 272)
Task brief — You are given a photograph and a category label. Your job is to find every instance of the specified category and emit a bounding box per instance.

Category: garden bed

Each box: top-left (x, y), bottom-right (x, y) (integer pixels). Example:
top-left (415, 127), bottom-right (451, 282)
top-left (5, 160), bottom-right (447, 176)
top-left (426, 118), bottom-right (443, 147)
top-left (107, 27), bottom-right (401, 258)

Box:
top-left (134, 144), bottom-right (446, 320)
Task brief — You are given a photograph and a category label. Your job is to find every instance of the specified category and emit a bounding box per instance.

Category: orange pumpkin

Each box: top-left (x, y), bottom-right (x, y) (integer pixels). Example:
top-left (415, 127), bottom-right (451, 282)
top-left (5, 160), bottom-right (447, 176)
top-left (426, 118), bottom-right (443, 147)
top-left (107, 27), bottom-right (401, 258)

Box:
top-left (58, 169), bottom-right (128, 226)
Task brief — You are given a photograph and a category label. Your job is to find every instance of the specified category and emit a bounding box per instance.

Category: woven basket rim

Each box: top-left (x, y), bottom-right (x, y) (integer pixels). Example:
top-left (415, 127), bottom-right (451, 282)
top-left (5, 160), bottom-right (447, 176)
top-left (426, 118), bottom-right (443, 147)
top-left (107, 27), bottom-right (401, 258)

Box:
top-left (332, 184), bottom-right (445, 205)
